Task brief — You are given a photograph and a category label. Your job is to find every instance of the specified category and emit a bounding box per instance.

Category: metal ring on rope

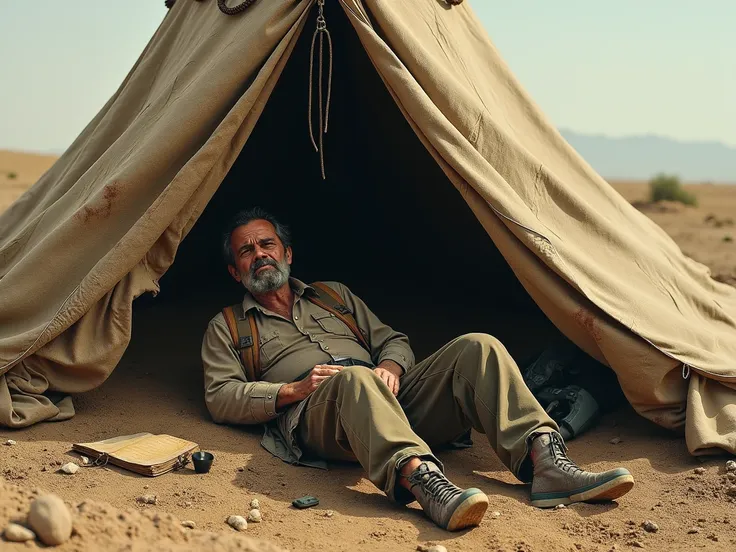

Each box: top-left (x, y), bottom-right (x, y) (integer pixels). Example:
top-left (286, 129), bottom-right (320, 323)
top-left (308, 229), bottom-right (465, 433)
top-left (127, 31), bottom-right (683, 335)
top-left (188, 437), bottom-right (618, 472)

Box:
top-left (165, 0), bottom-right (261, 14)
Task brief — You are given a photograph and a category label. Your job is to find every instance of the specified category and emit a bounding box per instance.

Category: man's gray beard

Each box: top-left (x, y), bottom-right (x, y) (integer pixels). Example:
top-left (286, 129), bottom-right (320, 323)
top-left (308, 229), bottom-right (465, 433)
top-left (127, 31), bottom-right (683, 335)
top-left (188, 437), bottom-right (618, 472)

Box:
top-left (243, 258), bottom-right (291, 295)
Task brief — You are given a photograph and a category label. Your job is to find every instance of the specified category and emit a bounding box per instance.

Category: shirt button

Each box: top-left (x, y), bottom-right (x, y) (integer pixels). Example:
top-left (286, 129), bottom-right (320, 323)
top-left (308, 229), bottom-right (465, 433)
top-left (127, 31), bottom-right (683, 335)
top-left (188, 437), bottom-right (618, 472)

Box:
top-left (294, 316), bottom-right (299, 320)
top-left (267, 395), bottom-right (272, 399)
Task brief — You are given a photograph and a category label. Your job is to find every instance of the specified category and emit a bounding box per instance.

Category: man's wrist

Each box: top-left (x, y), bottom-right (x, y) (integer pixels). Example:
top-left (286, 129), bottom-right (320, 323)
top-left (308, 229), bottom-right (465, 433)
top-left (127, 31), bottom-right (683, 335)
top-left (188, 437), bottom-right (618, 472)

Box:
top-left (377, 360), bottom-right (403, 377)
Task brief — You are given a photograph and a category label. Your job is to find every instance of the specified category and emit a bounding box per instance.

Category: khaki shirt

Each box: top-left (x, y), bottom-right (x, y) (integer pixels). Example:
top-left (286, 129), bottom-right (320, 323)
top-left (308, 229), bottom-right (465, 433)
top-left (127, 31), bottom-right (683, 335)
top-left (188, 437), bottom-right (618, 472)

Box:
top-left (201, 278), bottom-right (414, 464)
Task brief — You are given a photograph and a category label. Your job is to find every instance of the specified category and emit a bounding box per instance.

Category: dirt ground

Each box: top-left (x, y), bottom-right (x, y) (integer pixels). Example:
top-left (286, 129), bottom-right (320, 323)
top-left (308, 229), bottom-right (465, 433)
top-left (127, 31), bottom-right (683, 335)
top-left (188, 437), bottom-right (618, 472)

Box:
top-left (2, 150), bottom-right (736, 551)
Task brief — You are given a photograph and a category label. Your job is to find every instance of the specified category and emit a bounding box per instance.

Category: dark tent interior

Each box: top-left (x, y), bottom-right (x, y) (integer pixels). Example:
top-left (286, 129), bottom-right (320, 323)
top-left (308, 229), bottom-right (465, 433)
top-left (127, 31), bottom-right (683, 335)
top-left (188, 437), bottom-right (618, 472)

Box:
top-left (127, 4), bottom-right (618, 413)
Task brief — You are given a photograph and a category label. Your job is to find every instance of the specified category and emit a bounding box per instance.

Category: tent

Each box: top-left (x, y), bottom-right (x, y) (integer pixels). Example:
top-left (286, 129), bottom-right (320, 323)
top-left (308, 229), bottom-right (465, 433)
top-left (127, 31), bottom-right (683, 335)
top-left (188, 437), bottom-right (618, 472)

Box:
top-left (1, 0), bottom-right (735, 456)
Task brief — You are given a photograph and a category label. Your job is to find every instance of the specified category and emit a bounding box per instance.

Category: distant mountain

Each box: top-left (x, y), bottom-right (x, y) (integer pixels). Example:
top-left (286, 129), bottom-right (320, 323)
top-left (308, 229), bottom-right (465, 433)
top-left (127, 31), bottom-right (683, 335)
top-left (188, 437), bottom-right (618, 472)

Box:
top-left (560, 130), bottom-right (736, 183)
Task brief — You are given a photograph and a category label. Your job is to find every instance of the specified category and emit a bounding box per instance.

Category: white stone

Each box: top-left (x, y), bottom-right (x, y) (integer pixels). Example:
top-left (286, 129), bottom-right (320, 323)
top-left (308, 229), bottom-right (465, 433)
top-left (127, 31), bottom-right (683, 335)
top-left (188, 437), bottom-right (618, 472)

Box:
top-left (249, 498), bottom-right (260, 510)
top-left (81, 456), bottom-right (90, 465)
top-left (4, 439), bottom-right (17, 446)
top-left (60, 462), bottom-right (79, 475)
top-left (3, 523), bottom-right (36, 542)
top-left (227, 515), bottom-right (247, 531)
top-left (247, 509), bottom-right (262, 523)
top-left (136, 494), bottom-right (157, 505)
top-left (554, 504), bottom-right (567, 510)
top-left (726, 460), bottom-right (736, 473)
top-left (181, 520), bottom-right (196, 529)
top-left (491, 511), bottom-right (501, 518)
top-left (27, 494), bottom-right (73, 546)
top-left (417, 546), bottom-right (447, 552)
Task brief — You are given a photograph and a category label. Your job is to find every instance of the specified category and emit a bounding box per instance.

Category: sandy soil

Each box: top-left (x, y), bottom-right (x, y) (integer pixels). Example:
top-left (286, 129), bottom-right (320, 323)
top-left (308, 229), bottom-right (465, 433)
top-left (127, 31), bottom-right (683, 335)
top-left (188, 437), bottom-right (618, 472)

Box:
top-left (2, 150), bottom-right (736, 551)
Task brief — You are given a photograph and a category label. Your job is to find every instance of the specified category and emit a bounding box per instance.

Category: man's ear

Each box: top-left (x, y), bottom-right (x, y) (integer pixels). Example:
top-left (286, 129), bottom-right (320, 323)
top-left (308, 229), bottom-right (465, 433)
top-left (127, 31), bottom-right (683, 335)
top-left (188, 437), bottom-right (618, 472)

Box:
top-left (286, 246), bottom-right (293, 265)
top-left (227, 264), bottom-right (242, 283)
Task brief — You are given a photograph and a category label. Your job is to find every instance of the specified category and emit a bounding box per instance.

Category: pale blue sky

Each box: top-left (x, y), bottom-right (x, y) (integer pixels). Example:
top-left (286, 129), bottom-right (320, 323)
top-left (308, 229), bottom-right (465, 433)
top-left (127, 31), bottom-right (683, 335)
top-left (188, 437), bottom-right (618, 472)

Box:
top-left (0, 1), bottom-right (734, 152)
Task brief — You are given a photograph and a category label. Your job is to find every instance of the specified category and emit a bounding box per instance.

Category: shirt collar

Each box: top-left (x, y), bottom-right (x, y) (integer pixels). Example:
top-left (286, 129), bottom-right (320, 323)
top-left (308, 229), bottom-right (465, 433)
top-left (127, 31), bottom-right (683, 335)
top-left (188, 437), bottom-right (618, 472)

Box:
top-left (240, 277), bottom-right (315, 317)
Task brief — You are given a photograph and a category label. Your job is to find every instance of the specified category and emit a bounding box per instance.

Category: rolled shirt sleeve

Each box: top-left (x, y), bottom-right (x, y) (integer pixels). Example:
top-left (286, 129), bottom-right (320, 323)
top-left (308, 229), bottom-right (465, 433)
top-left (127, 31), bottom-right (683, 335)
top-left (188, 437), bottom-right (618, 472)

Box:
top-left (328, 282), bottom-right (415, 374)
top-left (201, 313), bottom-right (283, 424)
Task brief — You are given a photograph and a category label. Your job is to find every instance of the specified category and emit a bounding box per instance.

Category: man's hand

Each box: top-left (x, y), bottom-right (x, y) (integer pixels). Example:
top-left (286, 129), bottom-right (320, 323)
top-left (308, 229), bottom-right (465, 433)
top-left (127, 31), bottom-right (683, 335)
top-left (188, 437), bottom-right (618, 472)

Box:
top-left (276, 365), bottom-right (343, 409)
top-left (374, 360), bottom-right (403, 396)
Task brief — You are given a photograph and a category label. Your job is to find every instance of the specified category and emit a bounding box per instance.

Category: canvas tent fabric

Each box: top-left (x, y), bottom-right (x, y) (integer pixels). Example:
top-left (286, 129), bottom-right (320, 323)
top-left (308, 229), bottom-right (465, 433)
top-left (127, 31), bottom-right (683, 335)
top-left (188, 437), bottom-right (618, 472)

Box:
top-left (1, 0), bottom-right (735, 456)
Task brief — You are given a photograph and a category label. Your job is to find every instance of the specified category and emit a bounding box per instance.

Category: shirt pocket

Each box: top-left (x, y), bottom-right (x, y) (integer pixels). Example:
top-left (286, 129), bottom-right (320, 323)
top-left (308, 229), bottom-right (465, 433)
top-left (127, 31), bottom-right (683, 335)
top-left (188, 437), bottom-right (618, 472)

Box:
top-left (311, 312), bottom-right (350, 336)
top-left (259, 330), bottom-right (283, 366)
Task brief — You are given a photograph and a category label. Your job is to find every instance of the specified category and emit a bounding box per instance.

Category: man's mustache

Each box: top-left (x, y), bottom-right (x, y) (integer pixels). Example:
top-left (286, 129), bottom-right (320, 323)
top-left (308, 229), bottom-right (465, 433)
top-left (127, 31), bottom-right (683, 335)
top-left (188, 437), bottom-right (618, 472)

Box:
top-left (250, 258), bottom-right (278, 277)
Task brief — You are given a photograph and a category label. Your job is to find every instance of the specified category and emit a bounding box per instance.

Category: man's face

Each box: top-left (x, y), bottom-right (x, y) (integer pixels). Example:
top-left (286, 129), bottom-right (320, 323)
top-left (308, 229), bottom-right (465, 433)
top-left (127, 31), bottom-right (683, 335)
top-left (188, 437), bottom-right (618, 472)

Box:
top-left (227, 219), bottom-right (292, 295)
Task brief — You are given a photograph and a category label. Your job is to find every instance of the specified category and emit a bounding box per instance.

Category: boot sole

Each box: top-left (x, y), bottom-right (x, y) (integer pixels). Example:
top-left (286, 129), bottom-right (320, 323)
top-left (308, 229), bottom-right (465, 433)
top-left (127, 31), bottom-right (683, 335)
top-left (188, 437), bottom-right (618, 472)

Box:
top-left (531, 473), bottom-right (635, 508)
top-left (445, 491), bottom-right (489, 531)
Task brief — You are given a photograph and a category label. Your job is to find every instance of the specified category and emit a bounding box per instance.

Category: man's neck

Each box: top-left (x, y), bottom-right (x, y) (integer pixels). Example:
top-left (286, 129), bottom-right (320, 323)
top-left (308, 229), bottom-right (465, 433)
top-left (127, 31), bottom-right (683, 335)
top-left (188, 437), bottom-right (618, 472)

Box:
top-left (252, 282), bottom-right (294, 319)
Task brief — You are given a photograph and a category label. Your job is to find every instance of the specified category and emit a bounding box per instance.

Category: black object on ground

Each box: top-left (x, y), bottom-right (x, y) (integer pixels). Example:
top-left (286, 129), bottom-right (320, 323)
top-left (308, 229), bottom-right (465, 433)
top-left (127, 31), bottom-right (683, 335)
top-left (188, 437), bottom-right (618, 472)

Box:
top-left (192, 451), bottom-right (215, 473)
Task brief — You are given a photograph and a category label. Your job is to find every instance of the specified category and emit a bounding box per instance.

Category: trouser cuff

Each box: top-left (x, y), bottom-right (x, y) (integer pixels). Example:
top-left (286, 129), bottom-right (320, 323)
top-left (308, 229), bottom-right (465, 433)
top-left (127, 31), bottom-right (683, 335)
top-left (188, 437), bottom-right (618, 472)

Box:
top-left (387, 448), bottom-right (442, 504)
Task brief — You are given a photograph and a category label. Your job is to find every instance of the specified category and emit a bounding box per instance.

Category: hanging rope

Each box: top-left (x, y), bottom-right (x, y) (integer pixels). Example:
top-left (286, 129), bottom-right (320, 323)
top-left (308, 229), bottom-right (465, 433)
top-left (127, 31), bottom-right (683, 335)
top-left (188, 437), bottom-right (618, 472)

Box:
top-left (308, 0), bottom-right (333, 180)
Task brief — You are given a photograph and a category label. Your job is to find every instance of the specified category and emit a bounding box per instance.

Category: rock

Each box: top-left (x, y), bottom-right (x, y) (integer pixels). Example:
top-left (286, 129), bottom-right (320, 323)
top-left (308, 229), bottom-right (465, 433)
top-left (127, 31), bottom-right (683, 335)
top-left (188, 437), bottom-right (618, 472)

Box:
top-left (630, 541), bottom-right (644, 548)
top-left (4, 439), bottom-right (17, 446)
top-left (694, 467), bottom-right (706, 475)
top-left (27, 494), bottom-right (73, 546)
top-left (554, 504), bottom-right (567, 510)
top-left (726, 460), bottom-right (736, 472)
top-left (60, 462), bottom-right (79, 475)
top-left (687, 527), bottom-right (699, 534)
top-left (491, 511), bottom-right (501, 518)
top-left (417, 545), bottom-right (447, 552)
top-left (609, 437), bottom-right (622, 445)
top-left (726, 485), bottom-right (736, 497)
top-left (81, 456), bottom-right (90, 465)
top-left (3, 523), bottom-right (36, 542)
top-left (143, 485), bottom-right (149, 490)
top-left (642, 520), bottom-right (659, 533)
top-left (249, 498), bottom-right (260, 510)
top-left (227, 515), bottom-right (247, 532)
top-left (324, 510), bottom-right (334, 518)
top-left (247, 508), bottom-right (262, 523)
top-left (181, 520), bottom-right (196, 529)
top-left (136, 494), bottom-right (157, 505)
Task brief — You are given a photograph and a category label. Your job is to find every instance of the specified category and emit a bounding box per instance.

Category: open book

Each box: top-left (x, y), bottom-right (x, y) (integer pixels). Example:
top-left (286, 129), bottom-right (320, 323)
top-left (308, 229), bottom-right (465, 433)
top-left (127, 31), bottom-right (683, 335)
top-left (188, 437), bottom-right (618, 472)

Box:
top-left (72, 433), bottom-right (199, 477)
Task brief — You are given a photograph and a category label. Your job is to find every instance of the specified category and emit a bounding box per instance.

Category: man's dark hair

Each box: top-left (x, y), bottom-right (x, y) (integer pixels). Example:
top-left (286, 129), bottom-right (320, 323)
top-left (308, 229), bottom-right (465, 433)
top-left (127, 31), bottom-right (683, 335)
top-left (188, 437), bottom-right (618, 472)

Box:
top-left (222, 207), bottom-right (292, 267)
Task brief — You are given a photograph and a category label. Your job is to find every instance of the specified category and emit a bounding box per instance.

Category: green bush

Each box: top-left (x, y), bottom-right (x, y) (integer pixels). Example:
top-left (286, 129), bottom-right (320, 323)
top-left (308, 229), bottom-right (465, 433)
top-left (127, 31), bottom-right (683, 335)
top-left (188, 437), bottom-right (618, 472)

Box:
top-left (648, 173), bottom-right (697, 206)
top-left (6, 171), bottom-right (17, 180)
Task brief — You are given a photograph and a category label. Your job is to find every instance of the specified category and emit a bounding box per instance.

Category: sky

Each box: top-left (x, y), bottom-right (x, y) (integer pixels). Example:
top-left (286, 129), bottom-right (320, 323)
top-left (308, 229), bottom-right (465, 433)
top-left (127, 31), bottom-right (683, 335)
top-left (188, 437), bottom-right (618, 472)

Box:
top-left (0, 1), bottom-right (734, 153)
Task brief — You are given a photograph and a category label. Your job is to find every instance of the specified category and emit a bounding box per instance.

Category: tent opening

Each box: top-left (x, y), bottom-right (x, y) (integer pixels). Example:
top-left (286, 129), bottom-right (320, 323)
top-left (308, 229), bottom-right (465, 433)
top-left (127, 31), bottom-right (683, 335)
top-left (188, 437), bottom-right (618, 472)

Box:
top-left (131, 3), bottom-right (564, 386)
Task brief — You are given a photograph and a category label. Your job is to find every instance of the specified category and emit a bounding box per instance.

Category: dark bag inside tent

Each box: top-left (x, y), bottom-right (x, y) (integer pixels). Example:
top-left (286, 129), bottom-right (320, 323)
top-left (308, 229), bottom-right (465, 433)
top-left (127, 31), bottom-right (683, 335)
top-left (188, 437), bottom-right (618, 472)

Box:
top-left (131, 3), bottom-right (623, 434)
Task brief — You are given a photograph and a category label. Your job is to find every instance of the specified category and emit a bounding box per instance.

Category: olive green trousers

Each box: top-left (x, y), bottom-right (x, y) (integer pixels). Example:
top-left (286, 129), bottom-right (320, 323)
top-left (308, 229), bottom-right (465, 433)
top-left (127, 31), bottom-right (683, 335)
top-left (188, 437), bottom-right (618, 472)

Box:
top-left (297, 333), bottom-right (557, 501)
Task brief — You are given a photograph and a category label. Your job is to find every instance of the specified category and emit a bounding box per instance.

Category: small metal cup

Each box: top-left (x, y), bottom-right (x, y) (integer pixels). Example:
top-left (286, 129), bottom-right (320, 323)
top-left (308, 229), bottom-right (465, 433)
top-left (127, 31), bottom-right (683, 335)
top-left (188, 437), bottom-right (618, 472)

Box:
top-left (191, 451), bottom-right (214, 473)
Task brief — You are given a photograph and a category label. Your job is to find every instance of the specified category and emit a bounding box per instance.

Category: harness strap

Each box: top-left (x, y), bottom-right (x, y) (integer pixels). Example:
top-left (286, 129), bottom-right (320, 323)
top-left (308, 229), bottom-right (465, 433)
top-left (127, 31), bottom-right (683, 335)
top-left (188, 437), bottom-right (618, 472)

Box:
top-left (308, 282), bottom-right (370, 352)
top-left (222, 304), bottom-right (260, 381)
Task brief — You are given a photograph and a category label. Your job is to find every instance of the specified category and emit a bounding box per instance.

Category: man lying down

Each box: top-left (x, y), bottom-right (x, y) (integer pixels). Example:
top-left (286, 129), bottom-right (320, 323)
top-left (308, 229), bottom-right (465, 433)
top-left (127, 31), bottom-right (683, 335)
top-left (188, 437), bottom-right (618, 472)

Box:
top-left (201, 207), bottom-right (634, 532)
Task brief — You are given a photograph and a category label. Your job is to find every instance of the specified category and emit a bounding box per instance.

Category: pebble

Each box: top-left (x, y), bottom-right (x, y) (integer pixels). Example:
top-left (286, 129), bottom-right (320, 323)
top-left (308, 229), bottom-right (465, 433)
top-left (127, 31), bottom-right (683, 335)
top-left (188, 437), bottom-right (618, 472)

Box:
top-left (609, 437), bottom-right (622, 445)
top-left (491, 511), bottom-right (501, 518)
top-left (693, 467), bottom-right (706, 475)
top-left (227, 515), bottom-right (247, 532)
top-left (27, 494), bottom-right (73, 546)
top-left (181, 520), bottom-right (196, 529)
top-left (143, 485), bottom-right (149, 490)
top-left (417, 545), bottom-right (447, 552)
top-left (249, 498), bottom-right (260, 510)
top-left (3, 523), bottom-right (36, 542)
top-left (642, 520), bottom-right (659, 533)
top-left (81, 456), bottom-right (90, 466)
top-left (136, 494), bottom-right (158, 505)
top-left (631, 542), bottom-right (644, 549)
top-left (60, 462), bottom-right (79, 475)
top-left (726, 460), bottom-right (736, 472)
top-left (324, 510), bottom-right (334, 518)
top-left (4, 439), bottom-right (17, 446)
top-left (554, 504), bottom-right (567, 510)
top-left (687, 527), bottom-right (700, 534)
top-left (247, 509), bottom-right (262, 523)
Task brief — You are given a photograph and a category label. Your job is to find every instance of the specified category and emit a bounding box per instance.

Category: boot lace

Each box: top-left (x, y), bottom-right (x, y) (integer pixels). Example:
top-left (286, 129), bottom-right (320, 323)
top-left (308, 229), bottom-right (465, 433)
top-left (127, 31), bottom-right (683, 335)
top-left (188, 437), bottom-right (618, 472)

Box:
top-left (549, 433), bottom-right (583, 474)
top-left (408, 465), bottom-right (461, 505)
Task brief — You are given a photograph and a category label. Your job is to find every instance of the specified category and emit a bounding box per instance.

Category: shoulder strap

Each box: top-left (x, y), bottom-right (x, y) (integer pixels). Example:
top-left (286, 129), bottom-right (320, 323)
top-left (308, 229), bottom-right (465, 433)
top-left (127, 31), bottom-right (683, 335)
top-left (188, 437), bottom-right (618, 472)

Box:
top-left (221, 304), bottom-right (261, 381)
top-left (308, 282), bottom-right (370, 352)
